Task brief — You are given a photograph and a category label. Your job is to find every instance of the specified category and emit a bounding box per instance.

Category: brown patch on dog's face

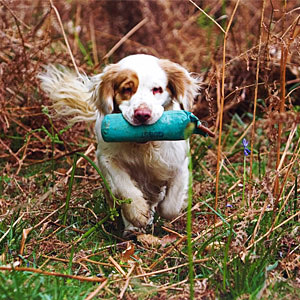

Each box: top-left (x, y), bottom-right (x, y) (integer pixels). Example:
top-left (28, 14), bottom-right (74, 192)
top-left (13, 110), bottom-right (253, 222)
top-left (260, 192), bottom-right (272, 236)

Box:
top-left (96, 65), bottom-right (139, 114)
top-left (114, 71), bottom-right (139, 107)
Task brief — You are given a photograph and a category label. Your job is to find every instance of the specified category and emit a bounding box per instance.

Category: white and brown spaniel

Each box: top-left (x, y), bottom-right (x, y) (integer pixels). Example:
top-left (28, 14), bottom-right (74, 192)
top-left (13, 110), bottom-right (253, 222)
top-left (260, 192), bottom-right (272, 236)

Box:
top-left (39, 54), bottom-right (199, 235)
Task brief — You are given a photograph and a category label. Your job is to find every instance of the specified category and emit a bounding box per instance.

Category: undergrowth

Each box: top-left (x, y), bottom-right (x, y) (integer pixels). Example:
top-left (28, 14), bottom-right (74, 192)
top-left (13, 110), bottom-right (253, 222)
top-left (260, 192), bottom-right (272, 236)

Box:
top-left (0, 1), bottom-right (299, 299)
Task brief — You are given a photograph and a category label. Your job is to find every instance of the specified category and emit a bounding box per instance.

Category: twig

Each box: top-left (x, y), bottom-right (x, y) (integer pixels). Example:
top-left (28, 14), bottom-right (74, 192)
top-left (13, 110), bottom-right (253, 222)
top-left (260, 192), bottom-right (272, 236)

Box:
top-left (32, 203), bottom-right (66, 231)
top-left (214, 0), bottom-right (240, 223)
top-left (49, 0), bottom-right (80, 76)
top-left (41, 255), bottom-right (115, 268)
top-left (0, 139), bottom-right (21, 170)
top-left (49, 221), bottom-right (85, 233)
top-left (0, 213), bottom-right (25, 244)
top-left (118, 276), bottom-right (130, 299)
top-left (149, 236), bottom-right (186, 270)
top-left (73, 214), bottom-right (110, 246)
top-left (118, 264), bottom-right (136, 299)
top-left (249, 0), bottom-right (266, 179)
top-left (271, 133), bottom-right (300, 226)
top-left (209, 209), bottom-right (300, 280)
top-left (0, 266), bottom-right (106, 282)
top-left (0, 0), bottom-right (30, 29)
top-left (89, 13), bottom-right (98, 66)
top-left (63, 144), bottom-right (95, 184)
top-left (247, 210), bottom-right (300, 250)
top-left (8, 115), bottom-right (44, 143)
top-left (16, 133), bottom-right (31, 175)
top-left (250, 195), bottom-right (271, 245)
top-left (192, 212), bottom-right (239, 243)
top-left (161, 226), bottom-right (184, 238)
top-left (102, 18), bottom-right (148, 62)
top-left (274, 1), bottom-right (288, 197)
top-left (170, 202), bottom-right (201, 224)
top-left (189, 0), bottom-right (225, 34)
top-left (20, 203), bottom-right (66, 254)
top-left (276, 124), bottom-right (298, 173)
top-left (157, 279), bottom-right (188, 292)
top-left (108, 256), bottom-right (127, 277)
top-left (25, 146), bottom-right (89, 166)
top-left (229, 121), bottom-right (253, 154)
top-left (80, 257), bottom-right (116, 268)
top-left (62, 154), bottom-right (78, 225)
top-left (274, 11), bottom-right (300, 199)
top-left (84, 279), bottom-right (108, 300)
top-left (135, 259), bottom-right (209, 279)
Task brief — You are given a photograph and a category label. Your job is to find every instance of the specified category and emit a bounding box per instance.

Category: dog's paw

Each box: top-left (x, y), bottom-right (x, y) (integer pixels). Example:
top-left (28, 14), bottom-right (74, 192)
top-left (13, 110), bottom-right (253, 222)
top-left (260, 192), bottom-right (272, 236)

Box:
top-left (123, 225), bottom-right (145, 238)
top-left (157, 199), bottom-right (182, 220)
top-left (122, 198), bottom-right (150, 228)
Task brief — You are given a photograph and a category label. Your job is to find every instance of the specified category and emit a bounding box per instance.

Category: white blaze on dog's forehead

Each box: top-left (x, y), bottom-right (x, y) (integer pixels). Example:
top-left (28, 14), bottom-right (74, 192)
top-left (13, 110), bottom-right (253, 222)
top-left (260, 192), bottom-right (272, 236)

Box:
top-left (118, 54), bottom-right (159, 65)
top-left (115, 54), bottom-right (189, 125)
top-left (118, 54), bottom-right (168, 89)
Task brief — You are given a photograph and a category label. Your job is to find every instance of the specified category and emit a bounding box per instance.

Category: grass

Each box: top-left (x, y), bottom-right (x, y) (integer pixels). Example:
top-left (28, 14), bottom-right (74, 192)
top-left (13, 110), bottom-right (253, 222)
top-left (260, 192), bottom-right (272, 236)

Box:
top-left (1, 0), bottom-right (300, 299)
top-left (0, 270), bottom-right (95, 300)
top-left (2, 116), bottom-right (299, 299)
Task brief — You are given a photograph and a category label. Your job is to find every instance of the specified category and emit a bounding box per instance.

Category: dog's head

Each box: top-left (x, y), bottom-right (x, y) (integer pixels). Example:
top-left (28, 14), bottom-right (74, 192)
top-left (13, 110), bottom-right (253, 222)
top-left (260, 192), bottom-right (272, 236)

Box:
top-left (92, 54), bottom-right (199, 126)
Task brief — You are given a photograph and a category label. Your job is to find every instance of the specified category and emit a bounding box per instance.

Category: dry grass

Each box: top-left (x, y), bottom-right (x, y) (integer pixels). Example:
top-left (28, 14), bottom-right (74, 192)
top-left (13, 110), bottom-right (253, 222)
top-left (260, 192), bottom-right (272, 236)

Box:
top-left (0, 1), bottom-right (300, 299)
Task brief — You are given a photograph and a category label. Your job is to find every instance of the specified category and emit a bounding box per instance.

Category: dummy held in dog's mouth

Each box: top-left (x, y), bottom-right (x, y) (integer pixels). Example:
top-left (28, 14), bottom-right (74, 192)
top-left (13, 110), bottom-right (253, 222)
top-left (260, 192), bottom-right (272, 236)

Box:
top-left (101, 110), bottom-right (215, 143)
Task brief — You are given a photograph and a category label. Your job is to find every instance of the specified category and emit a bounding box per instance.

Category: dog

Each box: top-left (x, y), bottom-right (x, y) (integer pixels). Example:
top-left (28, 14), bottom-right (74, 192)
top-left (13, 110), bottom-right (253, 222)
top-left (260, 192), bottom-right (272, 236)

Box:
top-left (39, 54), bottom-right (199, 235)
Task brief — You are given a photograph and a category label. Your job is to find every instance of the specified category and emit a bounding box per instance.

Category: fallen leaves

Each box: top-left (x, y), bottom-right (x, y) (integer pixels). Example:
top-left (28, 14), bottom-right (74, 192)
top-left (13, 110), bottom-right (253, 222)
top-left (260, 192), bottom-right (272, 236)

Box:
top-left (120, 242), bottom-right (136, 262)
top-left (137, 233), bottom-right (178, 248)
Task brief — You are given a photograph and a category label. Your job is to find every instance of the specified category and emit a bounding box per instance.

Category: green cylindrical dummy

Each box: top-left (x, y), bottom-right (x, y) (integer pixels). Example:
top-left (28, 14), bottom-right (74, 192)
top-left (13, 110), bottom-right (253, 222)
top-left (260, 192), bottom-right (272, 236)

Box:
top-left (101, 110), bottom-right (214, 143)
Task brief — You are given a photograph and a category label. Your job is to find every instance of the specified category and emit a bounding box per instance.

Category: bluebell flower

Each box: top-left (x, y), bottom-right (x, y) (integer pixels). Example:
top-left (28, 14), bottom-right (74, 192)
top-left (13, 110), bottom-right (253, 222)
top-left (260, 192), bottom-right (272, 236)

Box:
top-left (242, 138), bottom-right (251, 156)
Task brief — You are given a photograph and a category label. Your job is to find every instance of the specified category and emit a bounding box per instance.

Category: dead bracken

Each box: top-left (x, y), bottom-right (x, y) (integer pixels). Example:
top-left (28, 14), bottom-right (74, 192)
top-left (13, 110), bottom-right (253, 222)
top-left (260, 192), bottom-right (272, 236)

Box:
top-left (0, 1), bottom-right (299, 299)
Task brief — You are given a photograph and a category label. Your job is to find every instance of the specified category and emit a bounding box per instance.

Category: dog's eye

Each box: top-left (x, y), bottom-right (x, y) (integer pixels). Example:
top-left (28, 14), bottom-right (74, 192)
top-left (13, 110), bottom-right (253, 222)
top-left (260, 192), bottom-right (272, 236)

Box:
top-left (152, 87), bottom-right (163, 95)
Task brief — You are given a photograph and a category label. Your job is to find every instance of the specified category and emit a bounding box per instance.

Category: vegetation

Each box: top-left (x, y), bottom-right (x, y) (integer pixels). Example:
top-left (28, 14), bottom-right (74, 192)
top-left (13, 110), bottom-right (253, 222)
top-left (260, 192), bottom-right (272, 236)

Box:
top-left (0, 1), bottom-right (299, 299)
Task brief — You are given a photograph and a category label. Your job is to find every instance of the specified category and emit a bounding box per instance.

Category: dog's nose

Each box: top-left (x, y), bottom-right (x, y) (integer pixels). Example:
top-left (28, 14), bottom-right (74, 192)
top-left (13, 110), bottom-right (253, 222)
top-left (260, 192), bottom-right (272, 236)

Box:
top-left (134, 107), bottom-right (151, 124)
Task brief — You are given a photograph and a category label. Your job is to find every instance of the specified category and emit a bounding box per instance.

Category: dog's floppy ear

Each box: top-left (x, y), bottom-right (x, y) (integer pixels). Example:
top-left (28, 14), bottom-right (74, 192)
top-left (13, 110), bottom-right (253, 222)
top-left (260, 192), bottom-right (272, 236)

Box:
top-left (159, 59), bottom-right (199, 111)
top-left (91, 64), bottom-right (121, 115)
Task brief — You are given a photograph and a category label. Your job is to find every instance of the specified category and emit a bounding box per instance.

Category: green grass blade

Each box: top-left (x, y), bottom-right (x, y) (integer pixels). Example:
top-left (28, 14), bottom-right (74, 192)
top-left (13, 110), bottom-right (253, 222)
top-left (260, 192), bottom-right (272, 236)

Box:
top-left (187, 150), bottom-right (194, 299)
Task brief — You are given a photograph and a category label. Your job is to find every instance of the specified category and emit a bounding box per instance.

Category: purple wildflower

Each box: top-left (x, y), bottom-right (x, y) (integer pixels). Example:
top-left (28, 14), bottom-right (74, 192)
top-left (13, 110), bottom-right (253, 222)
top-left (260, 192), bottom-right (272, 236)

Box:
top-left (242, 138), bottom-right (251, 156)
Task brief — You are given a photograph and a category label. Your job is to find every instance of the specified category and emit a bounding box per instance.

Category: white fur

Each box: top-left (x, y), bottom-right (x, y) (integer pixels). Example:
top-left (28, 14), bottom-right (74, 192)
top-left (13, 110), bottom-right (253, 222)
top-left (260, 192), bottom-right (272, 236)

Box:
top-left (38, 54), bottom-right (199, 235)
top-left (118, 55), bottom-right (169, 125)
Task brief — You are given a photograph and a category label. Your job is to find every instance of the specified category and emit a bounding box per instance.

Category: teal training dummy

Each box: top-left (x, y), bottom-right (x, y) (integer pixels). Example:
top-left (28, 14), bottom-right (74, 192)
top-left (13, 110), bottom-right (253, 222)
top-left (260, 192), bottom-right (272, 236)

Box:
top-left (101, 110), bottom-right (214, 143)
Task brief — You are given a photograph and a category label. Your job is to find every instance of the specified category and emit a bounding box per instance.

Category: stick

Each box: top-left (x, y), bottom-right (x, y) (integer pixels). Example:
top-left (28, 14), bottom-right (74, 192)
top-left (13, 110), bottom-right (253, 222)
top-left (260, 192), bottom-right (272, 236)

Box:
top-left (189, 0), bottom-right (225, 33)
top-left (108, 256), bottom-right (127, 277)
top-left (249, 0), bottom-right (266, 179)
top-left (0, 266), bottom-right (106, 282)
top-left (135, 259), bottom-right (209, 279)
top-left (84, 279), bottom-right (108, 300)
top-left (214, 0), bottom-right (241, 223)
top-left (49, 0), bottom-right (80, 77)
top-left (103, 18), bottom-right (148, 61)
top-left (149, 236), bottom-right (186, 270)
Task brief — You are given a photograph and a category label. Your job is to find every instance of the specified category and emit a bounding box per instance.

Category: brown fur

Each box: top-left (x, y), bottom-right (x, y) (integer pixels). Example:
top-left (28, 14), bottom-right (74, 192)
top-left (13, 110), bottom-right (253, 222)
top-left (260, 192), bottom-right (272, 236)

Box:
top-left (94, 65), bottom-right (139, 114)
top-left (114, 72), bottom-right (139, 106)
top-left (159, 59), bottom-right (196, 110)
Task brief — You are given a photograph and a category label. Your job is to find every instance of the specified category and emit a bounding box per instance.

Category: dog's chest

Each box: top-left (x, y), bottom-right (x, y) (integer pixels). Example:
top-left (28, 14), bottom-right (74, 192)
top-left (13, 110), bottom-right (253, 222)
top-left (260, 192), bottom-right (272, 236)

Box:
top-left (99, 140), bottom-right (188, 179)
top-left (121, 143), bottom-right (174, 180)
top-left (120, 141), bottom-right (187, 180)
top-left (118, 143), bottom-right (177, 201)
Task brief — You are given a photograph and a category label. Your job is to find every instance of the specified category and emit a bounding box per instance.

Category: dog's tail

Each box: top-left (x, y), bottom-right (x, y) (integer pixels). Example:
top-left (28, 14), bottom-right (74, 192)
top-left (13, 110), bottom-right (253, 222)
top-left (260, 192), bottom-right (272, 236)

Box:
top-left (38, 65), bottom-right (98, 123)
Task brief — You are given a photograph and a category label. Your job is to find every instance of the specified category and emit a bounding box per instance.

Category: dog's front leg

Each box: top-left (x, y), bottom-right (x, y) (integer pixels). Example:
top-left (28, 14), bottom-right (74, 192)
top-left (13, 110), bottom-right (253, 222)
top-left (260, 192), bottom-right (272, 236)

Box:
top-left (157, 157), bottom-right (190, 220)
top-left (97, 154), bottom-right (150, 231)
